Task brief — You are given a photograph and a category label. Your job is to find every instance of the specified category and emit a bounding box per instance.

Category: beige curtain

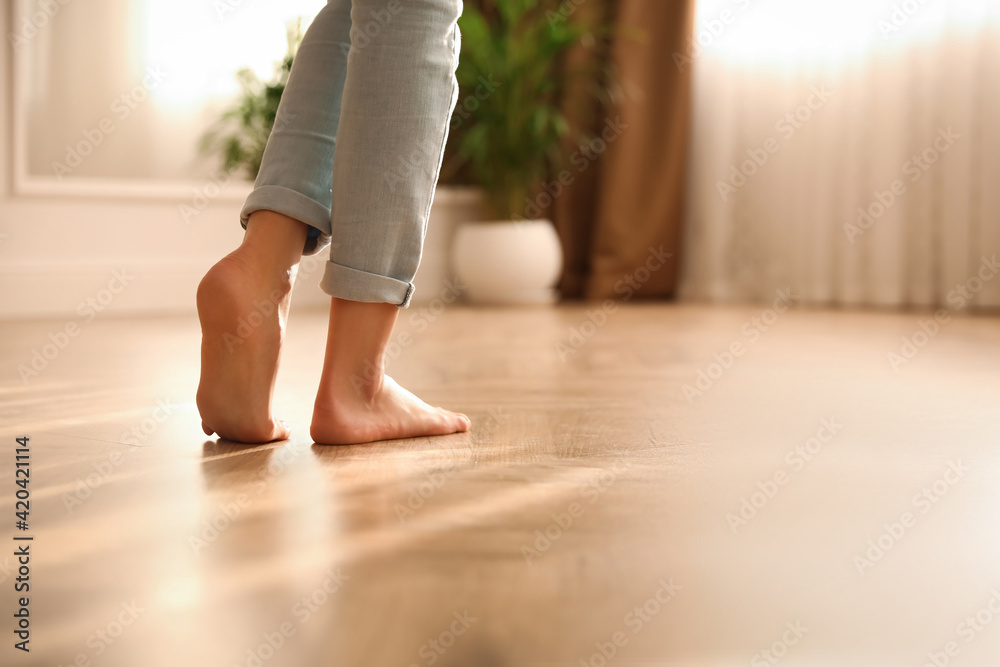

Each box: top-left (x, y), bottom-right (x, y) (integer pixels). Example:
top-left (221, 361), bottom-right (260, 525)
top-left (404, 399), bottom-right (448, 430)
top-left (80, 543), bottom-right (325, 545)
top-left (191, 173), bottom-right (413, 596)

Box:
top-left (555, 0), bottom-right (696, 300)
top-left (681, 0), bottom-right (1000, 309)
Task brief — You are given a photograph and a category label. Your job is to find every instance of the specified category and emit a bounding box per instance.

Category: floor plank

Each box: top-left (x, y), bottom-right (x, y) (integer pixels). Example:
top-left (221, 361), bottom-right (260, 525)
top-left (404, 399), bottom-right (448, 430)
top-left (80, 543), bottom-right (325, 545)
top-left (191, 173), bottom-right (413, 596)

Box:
top-left (1, 303), bottom-right (999, 666)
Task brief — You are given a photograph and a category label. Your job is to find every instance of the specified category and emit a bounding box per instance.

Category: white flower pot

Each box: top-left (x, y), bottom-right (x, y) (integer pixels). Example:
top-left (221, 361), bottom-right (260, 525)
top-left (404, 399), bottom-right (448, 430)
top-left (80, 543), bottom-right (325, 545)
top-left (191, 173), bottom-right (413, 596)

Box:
top-left (451, 219), bottom-right (563, 304)
top-left (411, 186), bottom-right (482, 304)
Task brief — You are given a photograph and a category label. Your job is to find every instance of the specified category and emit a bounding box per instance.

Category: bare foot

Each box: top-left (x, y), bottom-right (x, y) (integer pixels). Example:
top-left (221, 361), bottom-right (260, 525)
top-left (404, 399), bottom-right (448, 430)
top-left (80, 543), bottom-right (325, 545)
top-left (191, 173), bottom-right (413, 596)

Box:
top-left (311, 375), bottom-right (471, 445)
top-left (310, 298), bottom-right (470, 445)
top-left (196, 212), bottom-right (307, 443)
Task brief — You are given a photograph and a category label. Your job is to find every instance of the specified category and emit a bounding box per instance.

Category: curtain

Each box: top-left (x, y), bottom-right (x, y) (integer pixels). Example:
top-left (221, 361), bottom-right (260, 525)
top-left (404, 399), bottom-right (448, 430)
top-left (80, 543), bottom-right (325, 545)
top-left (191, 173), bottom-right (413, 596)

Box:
top-left (556, 0), bottom-right (696, 300)
top-left (680, 0), bottom-right (1000, 309)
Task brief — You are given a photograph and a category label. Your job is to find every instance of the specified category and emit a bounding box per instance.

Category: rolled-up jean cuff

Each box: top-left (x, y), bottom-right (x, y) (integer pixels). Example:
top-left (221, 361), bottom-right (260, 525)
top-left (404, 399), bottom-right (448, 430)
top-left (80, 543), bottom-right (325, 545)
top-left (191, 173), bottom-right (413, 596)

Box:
top-left (240, 185), bottom-right (333, 256)
top-left (321, 260), bottom-right (415, 307)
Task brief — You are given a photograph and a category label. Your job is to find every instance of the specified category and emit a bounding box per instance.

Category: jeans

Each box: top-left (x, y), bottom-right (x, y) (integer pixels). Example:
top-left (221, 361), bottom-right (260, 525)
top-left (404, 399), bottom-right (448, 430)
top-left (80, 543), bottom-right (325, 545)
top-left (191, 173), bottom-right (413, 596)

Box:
top-left (240, 0), bottom-right (462, 307)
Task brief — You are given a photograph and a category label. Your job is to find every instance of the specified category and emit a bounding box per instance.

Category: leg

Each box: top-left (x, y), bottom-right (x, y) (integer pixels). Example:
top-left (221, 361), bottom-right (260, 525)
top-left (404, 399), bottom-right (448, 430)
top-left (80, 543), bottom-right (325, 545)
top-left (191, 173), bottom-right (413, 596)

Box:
top-left (241, 0), bottom-right (353, 255)
top-left (197, 0), bottom-right (352, 443)
top-left (310, 0), bottom-right (470, 445)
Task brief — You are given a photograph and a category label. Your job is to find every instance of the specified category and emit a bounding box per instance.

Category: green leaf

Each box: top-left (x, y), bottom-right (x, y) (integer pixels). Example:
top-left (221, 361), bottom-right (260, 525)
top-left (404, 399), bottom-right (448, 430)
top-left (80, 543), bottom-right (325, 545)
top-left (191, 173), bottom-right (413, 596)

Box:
top-left (446, 0), bottom-right (615, 218)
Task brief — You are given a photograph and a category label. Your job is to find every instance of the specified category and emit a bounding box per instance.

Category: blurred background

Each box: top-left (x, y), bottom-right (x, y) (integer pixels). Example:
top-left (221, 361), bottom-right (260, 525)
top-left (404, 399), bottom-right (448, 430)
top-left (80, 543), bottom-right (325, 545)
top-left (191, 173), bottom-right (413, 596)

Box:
top-left (0, 0), bottom-right (998, 317)
top-left (2, 5), bottom-right (1000, 665)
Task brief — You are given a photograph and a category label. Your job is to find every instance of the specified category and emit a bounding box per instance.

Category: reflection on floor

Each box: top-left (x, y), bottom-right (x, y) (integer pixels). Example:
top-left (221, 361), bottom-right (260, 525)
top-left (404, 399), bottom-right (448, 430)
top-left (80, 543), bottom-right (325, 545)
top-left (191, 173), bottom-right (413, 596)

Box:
top-left (1, 303), bottom-right (999, 666)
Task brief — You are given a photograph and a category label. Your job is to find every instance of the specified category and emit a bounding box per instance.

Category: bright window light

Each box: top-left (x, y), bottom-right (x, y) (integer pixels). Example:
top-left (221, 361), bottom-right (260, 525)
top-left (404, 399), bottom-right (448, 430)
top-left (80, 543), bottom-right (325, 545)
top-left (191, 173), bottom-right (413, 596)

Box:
top-left (692, 0), bottom-right (999, 65)
top-left (142, 0), bottom-right (326, 110)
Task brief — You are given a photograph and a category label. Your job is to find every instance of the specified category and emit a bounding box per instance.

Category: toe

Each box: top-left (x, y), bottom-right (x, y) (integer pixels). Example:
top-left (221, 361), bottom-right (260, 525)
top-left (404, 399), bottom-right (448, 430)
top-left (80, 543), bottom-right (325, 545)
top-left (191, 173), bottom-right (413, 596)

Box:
top-left (202, 421), bottom-right (214, 436)
top-left (272, 419), bottom-right (292, 442)
top-left (440, 409), bottom-right (470, 433)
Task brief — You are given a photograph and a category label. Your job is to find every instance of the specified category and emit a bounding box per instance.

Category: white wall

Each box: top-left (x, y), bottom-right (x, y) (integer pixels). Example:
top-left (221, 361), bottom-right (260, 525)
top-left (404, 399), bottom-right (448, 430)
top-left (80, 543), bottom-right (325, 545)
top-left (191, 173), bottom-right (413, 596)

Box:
top-left (0, 184), bottom-right (477, 320)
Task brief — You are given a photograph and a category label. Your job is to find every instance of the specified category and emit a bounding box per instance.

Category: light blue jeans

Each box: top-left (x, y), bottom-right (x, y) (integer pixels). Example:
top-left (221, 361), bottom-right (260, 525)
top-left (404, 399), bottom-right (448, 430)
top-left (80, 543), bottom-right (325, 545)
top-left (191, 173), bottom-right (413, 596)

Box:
top-left (240, 0), bottom-right (462, 307)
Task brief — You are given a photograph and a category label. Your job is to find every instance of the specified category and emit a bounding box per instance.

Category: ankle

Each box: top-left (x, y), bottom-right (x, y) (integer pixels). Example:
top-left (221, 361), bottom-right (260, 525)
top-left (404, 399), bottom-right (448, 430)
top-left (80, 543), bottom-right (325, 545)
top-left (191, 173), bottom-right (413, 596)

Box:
top-left (321, 359), bottom-right (385, 405)
top-left (242, 210), bottom-right (309, 271)
top-left (226, 246), bottom-right (296, 296)
top-left (354, 361), bottom-right (386, 402)
top-left (318, 298), bottom-right (400, 400)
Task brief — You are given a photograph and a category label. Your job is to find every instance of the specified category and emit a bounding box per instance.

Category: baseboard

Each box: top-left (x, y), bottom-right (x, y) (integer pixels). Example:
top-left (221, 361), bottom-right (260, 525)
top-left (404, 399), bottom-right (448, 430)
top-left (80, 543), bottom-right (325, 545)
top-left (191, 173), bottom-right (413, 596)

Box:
top-left (0, 187), bottom-right (484, 320)
top-left (0, 259), bottom-right (215, 320)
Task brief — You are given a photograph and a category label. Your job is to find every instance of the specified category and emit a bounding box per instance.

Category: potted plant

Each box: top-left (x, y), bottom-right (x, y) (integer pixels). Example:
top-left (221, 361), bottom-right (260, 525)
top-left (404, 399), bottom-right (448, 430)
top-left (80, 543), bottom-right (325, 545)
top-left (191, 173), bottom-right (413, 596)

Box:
top-left (449, 0), bottom-right (607, 304)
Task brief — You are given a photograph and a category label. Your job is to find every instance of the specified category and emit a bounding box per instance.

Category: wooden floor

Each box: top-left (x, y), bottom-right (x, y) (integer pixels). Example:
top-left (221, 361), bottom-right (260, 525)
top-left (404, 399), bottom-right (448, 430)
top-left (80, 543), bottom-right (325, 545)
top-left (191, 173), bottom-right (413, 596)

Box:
top-left (2, 302), bottom-right (1000, 666)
